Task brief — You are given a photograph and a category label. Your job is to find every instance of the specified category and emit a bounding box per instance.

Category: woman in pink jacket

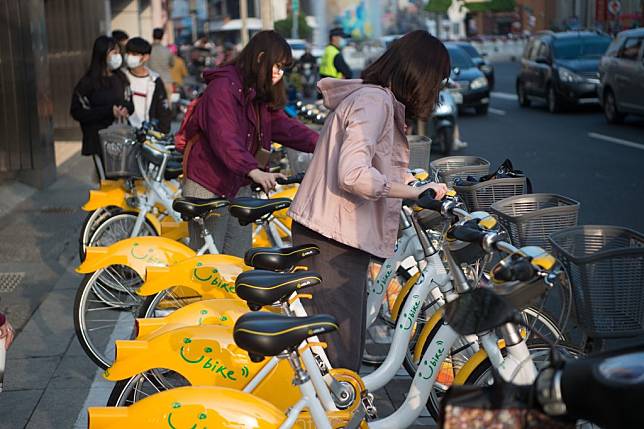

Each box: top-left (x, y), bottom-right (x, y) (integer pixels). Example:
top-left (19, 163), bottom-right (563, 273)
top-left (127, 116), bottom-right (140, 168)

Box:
top-left (288, 31), bottom-right (450, 371)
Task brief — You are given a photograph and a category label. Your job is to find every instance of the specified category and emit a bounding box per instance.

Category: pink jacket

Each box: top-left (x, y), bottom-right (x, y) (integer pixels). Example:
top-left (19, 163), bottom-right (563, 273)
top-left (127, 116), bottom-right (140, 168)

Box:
top-left (288, 78), bottom-right (410, 258)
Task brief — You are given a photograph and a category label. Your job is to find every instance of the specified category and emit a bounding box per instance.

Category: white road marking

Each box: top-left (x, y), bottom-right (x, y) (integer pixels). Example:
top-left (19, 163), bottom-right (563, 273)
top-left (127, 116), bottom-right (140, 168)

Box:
top-left (489, 107), bottom-right (507, 116)
top-left (491, 91), bottom-right (518, 101)
top-left (588, 132), bottom-right (644, 151)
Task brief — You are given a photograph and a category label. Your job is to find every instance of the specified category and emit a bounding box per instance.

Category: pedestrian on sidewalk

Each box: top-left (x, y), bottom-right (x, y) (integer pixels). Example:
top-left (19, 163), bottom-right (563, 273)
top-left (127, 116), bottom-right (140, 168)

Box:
top-left (112, 29), bottom-right (129, 55)
top-left (124, 37), bottom-right (172, 133)
top-left (181, 30), bottom-right (319, 257)
top-left (149, 28), bottom-right (175, 107)
top-left (319, 27), bottom-right (353, 80)
top-left (70, 35), bottom-right (134, 180)
top-left (288, 30), bottom-right (450, 371)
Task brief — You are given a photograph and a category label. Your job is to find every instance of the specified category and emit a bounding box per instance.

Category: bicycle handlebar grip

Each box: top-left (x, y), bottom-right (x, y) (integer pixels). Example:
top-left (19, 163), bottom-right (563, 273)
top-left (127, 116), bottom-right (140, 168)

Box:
top-left (560, 345), bottom-right (644, 429)
top-left (276, 172), bottom-right (305, 185)
top-left (416, 189), bottom-right (442, 212)
top-left (448, 225), bottom-right (489, 244)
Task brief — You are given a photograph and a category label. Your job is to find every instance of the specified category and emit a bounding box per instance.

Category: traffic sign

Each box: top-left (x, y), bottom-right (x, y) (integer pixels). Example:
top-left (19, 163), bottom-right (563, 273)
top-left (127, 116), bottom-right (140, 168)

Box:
top-left (608, 0), bottom-right (621, 15)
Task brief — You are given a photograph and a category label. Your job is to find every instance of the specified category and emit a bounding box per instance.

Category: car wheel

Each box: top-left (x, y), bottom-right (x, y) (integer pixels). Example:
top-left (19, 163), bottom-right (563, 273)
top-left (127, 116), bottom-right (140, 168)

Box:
top-left (517, 81), bottom-right (530, 107)
top-left (475, 104), bottom-right (489, 115)
top-left (546, 84), bottom-right (561, 113)
top-left (603, 89), bottom-right (625, 124)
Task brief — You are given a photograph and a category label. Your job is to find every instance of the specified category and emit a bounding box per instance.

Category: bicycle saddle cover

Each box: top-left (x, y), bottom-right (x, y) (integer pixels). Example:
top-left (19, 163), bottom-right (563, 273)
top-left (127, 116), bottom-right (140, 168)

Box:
top-left (172, 197), bottom-right (229, 220)
top-left (244, 244), bottom-right (320, 271)
top-left (235, 269), bottom-right (322, 309)
top-left (229, 197), bottom-right (291, 226)
top-left (233, 312), bottom-right (338, 361)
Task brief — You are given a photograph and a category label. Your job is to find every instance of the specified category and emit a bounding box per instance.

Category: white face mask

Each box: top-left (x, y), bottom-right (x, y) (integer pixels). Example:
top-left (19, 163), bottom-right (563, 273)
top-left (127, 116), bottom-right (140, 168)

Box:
top-left (125, 54), bottom-right (142, 69)
top-left (108, 53), bottom-right (122, 70)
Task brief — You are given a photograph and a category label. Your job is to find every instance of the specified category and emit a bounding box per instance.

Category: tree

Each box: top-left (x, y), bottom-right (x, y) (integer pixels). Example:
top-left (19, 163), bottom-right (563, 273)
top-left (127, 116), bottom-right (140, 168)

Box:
top-left (466, 0), bottom-right (516, 13)
top-left (425, 0), bottom-right (452, 13)
top-left (274, 14), bottom-right (312, 40)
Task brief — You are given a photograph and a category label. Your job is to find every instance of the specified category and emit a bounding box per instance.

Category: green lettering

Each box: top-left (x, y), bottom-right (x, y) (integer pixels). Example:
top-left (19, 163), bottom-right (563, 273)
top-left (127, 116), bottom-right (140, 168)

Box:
top-left (203, 358), bottom-right (213, 369)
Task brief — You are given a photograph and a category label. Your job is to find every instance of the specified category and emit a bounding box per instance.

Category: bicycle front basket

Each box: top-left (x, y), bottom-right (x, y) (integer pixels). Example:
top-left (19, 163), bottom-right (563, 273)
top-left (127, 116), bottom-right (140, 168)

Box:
top-left (549, 225), bottom-right (644, 338)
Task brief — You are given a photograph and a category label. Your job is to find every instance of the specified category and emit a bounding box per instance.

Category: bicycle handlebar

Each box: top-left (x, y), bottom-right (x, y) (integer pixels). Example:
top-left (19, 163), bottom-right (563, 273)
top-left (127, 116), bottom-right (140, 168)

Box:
top-left (276, 172), bottom-right (305, 185)
top-left (538, 344), bottom-right (644, 429)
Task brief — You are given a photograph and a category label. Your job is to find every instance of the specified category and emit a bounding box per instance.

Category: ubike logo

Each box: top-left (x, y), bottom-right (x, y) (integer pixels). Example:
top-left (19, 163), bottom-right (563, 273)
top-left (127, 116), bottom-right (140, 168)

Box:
top-left (179, 337), bottom-right (249, 381)
top-left (418, 340), bottom-right (445, 380)
top-left (373, 263), bottom-right (393, 294)
top-left (399, 294), bottom-right (421, 330)
top-left (197, 309), bottom-right (229, 326)
top-left (129, 242), bottom-right (166, 265)
top-left (192, 262), bottom-right (235, 293)
top-left (167, 402), bottom-right (209, 429)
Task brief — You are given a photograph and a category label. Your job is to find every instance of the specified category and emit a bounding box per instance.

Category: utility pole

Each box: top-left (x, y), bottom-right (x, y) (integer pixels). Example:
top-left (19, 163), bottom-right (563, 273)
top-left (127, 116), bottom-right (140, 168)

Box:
top-left (189, 0), bottom-right (198, 43)
top-left (241, 0), bottom-right (249, 46)
top-left (260, 0), bottom-right (274, 30)
top-left (291, 0), bottom-right (299, 39)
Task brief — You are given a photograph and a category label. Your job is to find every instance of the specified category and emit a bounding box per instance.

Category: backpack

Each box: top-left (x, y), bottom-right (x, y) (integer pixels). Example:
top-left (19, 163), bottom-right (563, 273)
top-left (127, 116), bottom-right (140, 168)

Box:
top-left (174, 95), bottom-right (203, 171)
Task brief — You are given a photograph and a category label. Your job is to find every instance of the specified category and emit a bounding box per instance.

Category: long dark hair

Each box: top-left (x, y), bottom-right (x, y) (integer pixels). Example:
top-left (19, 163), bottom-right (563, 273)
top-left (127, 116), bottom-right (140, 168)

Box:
top-left (361, 31), bottom-right (451, 121)
top-left (85, 35), bottom-right (125, 87)
top-left (232, 31), bottom-right (293, 109)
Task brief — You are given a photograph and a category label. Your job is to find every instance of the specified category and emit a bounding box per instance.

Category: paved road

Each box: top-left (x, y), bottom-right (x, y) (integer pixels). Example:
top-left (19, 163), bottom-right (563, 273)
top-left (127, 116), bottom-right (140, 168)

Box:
top-left (456, 61), bottom-right (644, 233)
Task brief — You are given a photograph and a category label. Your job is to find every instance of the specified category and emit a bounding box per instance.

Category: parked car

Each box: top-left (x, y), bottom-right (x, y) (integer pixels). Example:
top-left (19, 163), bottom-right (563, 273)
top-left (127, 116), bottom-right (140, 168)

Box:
top-left (450, 41), bottom-right (495, 90)
top-left (598, 28), bottom-right (644, 123)
top-left (516, 31), bottom-right (611, 113)
top-left (445, 43), bottom-right (490, 115)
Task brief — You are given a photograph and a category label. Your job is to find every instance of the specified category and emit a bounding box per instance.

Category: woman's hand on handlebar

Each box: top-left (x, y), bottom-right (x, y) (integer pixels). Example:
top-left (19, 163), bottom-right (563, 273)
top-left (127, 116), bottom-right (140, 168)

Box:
top-left (248, 169), bottom-right (287, 193)
top-left (416, 182), bottom-right (448, 200)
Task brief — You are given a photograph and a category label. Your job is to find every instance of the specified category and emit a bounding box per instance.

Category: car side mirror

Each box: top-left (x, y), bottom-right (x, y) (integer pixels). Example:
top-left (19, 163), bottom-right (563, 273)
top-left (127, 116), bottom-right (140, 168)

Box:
top-left (453, 67), bottom-right (461, 75)
top-left (481, 52), bottom-right (488, 58)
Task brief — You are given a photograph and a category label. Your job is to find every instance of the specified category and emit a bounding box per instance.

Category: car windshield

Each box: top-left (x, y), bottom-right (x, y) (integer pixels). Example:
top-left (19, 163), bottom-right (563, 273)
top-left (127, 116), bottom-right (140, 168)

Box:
top-left (448, 47), bottom-right (475, 68)
top-left (459, 44), bottom-right (481, 59)
top-left (290, 43), bottom-right (306, 50)
top-left (552, 36), bottom-right (611, 59)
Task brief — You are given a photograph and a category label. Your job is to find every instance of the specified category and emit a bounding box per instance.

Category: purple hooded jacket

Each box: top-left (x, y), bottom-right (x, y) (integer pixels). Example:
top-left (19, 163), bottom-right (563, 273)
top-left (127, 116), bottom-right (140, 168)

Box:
top-left (185, 65), bottom-right (319, 198)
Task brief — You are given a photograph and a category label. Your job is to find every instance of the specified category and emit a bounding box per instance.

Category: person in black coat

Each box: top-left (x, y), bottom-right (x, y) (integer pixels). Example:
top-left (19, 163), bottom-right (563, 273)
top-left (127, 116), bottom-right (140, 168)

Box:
top-left (70, 35), bottom-right (134, 179)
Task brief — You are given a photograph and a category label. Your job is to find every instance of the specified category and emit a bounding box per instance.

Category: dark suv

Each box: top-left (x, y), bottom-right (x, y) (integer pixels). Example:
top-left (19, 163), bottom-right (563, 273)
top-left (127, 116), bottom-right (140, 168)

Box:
top-left (516, 31), bottom-right (611, 113)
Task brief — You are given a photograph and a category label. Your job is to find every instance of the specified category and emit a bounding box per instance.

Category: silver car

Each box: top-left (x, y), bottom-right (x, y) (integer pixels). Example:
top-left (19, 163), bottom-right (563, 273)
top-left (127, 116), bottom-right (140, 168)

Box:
top-left (599, 28), bottom-right (644, 123)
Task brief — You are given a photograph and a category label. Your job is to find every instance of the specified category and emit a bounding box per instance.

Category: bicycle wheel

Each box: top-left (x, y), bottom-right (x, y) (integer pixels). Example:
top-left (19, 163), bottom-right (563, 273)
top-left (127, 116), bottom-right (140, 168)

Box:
top-left (461, 342), bottom-right (597, 428)
top-left (74, 267), bottom-right (144, 369)
top-left (107, 370), bottom-right (190, 406)
top-left (138, 286), bottom-right (203, 320)
top-left (78, 206), bottom-right (123, 261)
top-left (404, 307), bottom-right (569, 420)
top-left (88, 211), bottom-right (157, 248)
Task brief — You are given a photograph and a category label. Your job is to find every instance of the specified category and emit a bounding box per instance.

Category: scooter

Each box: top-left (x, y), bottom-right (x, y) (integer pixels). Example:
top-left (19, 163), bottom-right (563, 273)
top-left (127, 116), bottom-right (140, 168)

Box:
top-left (427, 89), bottom-right (458, 156)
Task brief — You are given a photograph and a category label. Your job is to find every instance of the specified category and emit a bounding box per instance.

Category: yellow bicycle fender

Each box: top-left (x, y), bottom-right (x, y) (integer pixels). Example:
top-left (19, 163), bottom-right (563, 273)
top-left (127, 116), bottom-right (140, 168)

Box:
top-left (138, 254), bottom-right (248, 297)
top-left (296, 411), bottom-right (368, 429)
top-left (160, 219), bottom-right (189, 241)
top-left (88, 386), bottom-right (292, 429)
top-left (82, 183), bottom-right (129, 211)
top-left (135, 299), bottom-right (250, 340)
top-left (412, 309), bottom-right (445, 364)
top-left (105, 325), bottom-right (263, 390)
top-left (452, 339), bottom-right (508, 385)
top-left (76, 237), bottom-right (195, 278)
top-left (390, 272), bottom-right (421, 322)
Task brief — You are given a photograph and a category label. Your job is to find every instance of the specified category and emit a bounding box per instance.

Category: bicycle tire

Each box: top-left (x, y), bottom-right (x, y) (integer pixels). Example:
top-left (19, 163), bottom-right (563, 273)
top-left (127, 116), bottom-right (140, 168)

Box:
top-left (78, 206), bottom-right (123, 261)
top-left (74, 267), bottom-right (144, 369)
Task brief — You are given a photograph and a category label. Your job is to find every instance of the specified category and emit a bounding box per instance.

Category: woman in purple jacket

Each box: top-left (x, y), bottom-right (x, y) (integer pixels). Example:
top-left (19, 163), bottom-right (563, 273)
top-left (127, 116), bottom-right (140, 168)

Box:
top-left (182, 31), bottom-right (318, 256)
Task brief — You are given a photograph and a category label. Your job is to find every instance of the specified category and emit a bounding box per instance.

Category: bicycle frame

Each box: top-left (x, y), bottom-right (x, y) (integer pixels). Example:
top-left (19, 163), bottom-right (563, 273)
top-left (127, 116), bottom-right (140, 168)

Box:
top-left (366, 211), bottom-right (426, 327)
